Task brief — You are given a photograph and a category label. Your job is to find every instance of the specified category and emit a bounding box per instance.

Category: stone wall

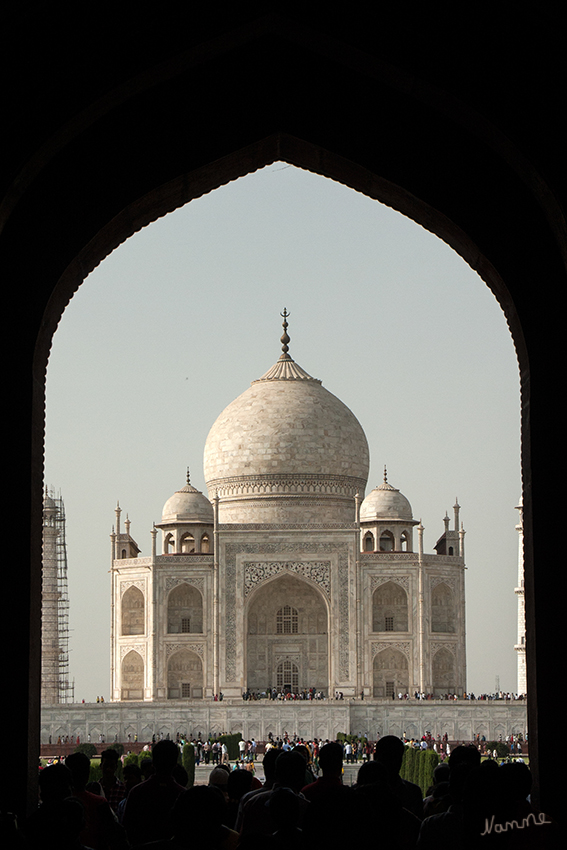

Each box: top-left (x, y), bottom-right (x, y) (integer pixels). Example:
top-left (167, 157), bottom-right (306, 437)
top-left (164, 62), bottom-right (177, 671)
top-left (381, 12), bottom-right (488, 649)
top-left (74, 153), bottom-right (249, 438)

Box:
top-left (41, 700), bottom-right (527, 745)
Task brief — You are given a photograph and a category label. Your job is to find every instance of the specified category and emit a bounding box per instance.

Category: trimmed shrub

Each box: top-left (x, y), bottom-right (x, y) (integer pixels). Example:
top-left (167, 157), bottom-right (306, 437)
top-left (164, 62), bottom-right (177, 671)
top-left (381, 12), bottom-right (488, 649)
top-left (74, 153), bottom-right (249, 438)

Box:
top-left (182, 743), bottom-right (195, 788)
top-left (88, 760), bottom-right (102, 784)
top-left (486, 741), bottom-right (510, 759)
top-left (75, 742), bottom-right (97, 759)
top-left (210, 733), bottom-right (242, 760)
top-left (401, 746), bottom-right (439, 796)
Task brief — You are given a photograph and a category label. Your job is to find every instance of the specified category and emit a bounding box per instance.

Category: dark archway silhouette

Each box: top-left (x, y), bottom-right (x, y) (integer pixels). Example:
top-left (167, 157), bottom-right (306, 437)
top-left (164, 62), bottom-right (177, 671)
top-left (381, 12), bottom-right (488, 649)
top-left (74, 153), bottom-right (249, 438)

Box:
top-left (2, 8), bottom-right (564, 821)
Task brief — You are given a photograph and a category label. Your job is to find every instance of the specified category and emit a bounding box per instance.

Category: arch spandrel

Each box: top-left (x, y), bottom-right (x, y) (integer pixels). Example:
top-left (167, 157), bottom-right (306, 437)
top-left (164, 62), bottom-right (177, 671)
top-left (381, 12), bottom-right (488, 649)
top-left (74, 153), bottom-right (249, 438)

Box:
top-left (243, 560), bottom-right (331, 600)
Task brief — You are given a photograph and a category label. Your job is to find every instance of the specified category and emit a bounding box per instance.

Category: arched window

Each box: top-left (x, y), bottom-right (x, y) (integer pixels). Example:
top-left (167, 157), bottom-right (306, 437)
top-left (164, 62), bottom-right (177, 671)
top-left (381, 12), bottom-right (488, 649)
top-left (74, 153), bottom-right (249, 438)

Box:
top-left (372, 581), bottom-right (409, 632)
top-left (180, 533), bottom-right (195, 553)
top-left (276, 660), bottom-right (299, 693)
top-left (373, 648), bottom-right (408, 697)
top-left (276, 606), bottom-right (298, 634)
top-left (121, 586), bottom-right (145, 635)
top-left (121, 650), bottom-right (144, 701)
top-left (164, 533), bottom-right (174, 554)
top-left (379, 531), bottom-right (395, 552)
top-left (431, 583), bottom-right (455, 632)
top-left (364, 532), bottom-right (374, 552)
top-left (167, 649), bottom-right (203, 699)
top-left (400, 532), bottom-right (410, 552)
top-left (432, 648), bottom-right (456, 695)
top-left (200, 533), bottom-right (210, 553)
top-left (167, 583), bottom-right (203, 633)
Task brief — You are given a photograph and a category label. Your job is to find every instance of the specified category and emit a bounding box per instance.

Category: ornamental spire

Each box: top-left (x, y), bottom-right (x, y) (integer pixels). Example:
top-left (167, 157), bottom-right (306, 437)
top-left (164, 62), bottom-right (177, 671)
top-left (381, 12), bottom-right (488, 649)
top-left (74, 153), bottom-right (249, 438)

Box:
top-left (279, 307), bottom-right (291, 360)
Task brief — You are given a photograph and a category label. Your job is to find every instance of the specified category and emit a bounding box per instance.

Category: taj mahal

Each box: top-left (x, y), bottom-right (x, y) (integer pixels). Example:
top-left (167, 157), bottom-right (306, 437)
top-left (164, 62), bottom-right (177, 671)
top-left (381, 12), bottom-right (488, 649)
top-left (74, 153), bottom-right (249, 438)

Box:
top-left (111, 312), bottom-right (467, 704)
top-left (41, 313), bottom-right (527, 743)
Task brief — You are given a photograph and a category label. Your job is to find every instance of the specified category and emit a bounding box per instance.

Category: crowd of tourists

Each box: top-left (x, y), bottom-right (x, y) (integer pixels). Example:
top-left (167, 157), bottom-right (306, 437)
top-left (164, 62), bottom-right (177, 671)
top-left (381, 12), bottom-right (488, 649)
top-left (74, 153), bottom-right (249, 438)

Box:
top-left (243, 688), bottom-right (327, 701)
top-left (13, 733), bottom-right (561, 849)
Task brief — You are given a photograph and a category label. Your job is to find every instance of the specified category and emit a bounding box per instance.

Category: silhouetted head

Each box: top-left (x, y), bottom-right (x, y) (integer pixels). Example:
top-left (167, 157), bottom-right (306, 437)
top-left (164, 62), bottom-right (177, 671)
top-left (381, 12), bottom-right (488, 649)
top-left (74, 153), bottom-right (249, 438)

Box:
top-left (151, 739), bottom-right (179, 776)
top-left (275, 750), bottom-right (307, 792)
top-left (65, 752), bottom-right (91, 791)
top-left (373, 736), bottom-right (405, 774)
top-left (499, 761), bottom-right (532, 803)
top-left (293, 745), bottom-right (310, 763)
top-left (122, 762), bottom-right (142, 792)
top-left (356, 760), bottom-right (388, 787)
top-left (227, 768), bottom-right (253, 801)
top-left (448, 745), bottom-right (481, 770)
top-left (100, 748), bottom-right (120, 779)
top-left (262, 747), bottom-right (280, 781)
top-left (208, 767), bottom-right (230, 796)
top-left (318, 743), bottom-right (344, 776)
top-left (39, 763), bottom-right (73, 803)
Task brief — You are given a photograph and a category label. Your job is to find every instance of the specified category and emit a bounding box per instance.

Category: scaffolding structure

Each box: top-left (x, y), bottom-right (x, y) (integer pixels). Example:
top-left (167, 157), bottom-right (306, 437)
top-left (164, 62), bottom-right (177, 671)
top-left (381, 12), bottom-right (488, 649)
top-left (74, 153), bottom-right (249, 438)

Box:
top-left (42, 489), bottom-right (74, 704)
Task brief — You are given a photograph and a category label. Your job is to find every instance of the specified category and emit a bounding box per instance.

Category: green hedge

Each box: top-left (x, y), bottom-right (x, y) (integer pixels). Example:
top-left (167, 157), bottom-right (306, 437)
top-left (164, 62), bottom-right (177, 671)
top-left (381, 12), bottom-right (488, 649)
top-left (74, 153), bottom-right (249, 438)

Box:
top-left (485, 741), bottom-right (510, 759)
top-left (210, 733), bottom-right (242, 760)
top-left (75, 742), bottom-right (97, 759)
top-left (182, 743), bottom-right (195, 788)
top-left (400, 746), bottom-right (439, 796)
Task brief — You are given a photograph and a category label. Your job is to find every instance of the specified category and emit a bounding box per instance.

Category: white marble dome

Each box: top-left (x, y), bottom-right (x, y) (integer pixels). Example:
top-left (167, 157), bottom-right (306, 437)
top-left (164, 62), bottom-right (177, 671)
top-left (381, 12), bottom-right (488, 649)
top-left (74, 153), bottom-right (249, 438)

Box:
top-left (161, 481), bottom-right (213, 524)
top-left (360, 477), bottom-right (413, 521)
top-left (203, 353), bottom-right (369, 524)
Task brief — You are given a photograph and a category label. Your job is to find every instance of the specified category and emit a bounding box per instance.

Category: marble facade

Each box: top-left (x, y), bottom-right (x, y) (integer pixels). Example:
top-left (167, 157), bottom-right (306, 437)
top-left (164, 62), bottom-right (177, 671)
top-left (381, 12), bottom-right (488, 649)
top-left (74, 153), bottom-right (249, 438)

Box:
top-left (110, 325), bottom-right (468, 705)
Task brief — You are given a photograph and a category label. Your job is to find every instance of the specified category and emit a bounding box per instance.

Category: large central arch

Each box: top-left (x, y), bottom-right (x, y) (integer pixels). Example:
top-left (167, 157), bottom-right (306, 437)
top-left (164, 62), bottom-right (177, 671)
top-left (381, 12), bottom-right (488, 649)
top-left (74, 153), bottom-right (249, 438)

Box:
top-left (246, 573), bottom-right (329, 695)
top-left (3, 8), bottom-right (564, 820)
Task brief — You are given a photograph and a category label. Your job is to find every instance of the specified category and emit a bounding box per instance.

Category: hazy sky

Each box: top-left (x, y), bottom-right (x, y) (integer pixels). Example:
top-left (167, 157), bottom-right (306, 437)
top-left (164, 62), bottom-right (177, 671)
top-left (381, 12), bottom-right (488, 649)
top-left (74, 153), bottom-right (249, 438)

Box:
top-left (45, 163), bottom-right (522, 702)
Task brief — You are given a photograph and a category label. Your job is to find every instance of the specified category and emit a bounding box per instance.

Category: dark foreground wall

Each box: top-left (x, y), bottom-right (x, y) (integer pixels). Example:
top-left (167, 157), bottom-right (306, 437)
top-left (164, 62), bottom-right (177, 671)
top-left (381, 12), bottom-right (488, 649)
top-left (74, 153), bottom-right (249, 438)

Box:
top-left (1, 5), bottom-right (564, 822)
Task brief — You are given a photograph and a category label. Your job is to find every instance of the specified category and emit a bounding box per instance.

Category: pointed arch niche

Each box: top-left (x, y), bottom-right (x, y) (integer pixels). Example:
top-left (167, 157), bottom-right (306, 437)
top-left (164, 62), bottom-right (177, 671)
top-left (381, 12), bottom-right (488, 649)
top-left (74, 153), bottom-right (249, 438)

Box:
top-left (372, 581), bottom-right (409, 632)
top-left (167, 583), bottom-right (203, 634)
top-left (121, 586), bottom-right (145, 636)
top-left (246, 573), bottom-right (329, 694)
top-left (121, 651), bottom-right (144, 701)
top-left (167, 649), bottom-right (203, 699)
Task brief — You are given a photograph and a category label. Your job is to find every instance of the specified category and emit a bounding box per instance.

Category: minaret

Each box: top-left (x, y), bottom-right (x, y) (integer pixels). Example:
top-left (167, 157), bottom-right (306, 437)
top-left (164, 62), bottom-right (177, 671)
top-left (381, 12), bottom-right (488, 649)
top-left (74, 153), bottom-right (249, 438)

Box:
top-left (514, 497), bottom-right (527, 694)
top-left (41, 488), bottom-right (73, 704)
top-left (42, 489), bottom-right (60, 704)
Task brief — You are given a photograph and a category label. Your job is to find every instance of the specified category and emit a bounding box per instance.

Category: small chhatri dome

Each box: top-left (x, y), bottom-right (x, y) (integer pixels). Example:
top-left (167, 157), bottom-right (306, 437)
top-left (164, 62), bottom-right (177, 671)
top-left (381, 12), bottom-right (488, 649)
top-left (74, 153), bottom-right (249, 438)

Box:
top-left (161, 469), bottom-right (213, 524)
top-left (203, 310), bottom-right (369, 524)
top-left (360, 467), bottom-right (413, 521)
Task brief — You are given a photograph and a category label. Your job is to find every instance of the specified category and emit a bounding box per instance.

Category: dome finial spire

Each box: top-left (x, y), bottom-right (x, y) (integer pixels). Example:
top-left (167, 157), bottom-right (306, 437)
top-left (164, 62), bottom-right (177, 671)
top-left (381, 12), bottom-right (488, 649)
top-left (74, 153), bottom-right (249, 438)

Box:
top-left (186, 467), bottom-right (191, 485)
top-left (384, 465), bottom-right (388, 483)
top-left (279, 307), bottom-right (291, 360)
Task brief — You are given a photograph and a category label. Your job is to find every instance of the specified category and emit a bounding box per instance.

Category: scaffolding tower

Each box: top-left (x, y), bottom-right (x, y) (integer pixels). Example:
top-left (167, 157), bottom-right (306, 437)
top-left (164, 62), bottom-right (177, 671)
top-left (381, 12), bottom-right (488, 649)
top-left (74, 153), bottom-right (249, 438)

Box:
top-left (42, 488), bottom-right (74, 704)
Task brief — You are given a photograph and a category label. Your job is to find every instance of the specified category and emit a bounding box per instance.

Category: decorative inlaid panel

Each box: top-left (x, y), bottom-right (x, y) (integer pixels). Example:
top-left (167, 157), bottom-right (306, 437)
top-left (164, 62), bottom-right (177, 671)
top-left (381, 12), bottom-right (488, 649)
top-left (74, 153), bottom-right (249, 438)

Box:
top-left (370, 575), bottom-right (410, 593)
top-left (165, 577), bottom-right (206, 594)
top-left (431, 642), bottom-right (456, 656)
top-left (119, 643), bottom-right (146, 660)
top-left (371, 641), bottom-right (411, 660)
top-left (430, 576), bottom-right (457, 592)
top-left (120, 580), bottom-right (145, 595)
top-left (165, 643), bottom-right (204, 659)
top-left (244, 561), bottom-right (330, 597)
